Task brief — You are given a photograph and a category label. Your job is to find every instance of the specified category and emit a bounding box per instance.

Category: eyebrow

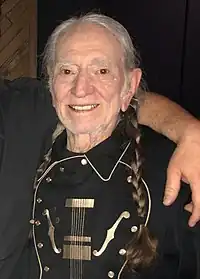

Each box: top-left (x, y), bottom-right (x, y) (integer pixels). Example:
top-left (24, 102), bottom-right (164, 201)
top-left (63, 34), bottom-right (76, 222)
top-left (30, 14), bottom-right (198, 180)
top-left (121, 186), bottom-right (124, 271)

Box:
top-left (90, 58), bottom-right (110, 66)
top-left (56, 58), bottom-right (115, 68)
top-left (56, 61), bottom-right (78, 68)
top-left (56, 61), bottom-right (72, 66)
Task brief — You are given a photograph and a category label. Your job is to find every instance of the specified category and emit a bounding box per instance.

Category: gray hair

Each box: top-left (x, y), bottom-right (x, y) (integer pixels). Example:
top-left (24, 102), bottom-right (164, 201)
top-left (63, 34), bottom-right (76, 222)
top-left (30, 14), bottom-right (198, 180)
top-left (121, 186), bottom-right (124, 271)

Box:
top-left (43, 13), bottom-right (140, 79)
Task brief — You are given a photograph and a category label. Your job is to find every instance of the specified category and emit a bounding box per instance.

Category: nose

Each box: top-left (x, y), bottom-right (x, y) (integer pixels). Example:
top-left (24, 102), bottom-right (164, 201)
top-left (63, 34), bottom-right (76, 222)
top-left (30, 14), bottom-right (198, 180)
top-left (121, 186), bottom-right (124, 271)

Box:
top-left (72, 71), bottom-right (94, 98)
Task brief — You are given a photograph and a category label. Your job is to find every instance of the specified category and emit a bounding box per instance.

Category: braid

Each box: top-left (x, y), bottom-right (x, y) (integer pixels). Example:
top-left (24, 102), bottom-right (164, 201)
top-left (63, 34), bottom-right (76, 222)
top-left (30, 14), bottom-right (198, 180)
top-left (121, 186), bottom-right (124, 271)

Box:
top-left (126, 100), bottom-right (146, 218)
top-left (123, 98), bottom-right (158, 270)
top-left (34, 123), bottom-right (65, 183)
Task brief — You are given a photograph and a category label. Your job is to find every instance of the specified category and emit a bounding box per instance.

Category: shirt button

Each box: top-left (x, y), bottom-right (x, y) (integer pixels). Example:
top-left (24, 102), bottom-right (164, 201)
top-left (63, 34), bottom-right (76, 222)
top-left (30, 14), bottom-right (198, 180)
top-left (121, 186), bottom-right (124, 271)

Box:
top-left (46, 177), bottom-right (52, 183)
top-left (108, 271), bottom-right (115, 278)
top-left (35, 220), bottom-right (41, 226)
top-left (44, 266), bottom-right (50, 272)
top-left (37, 242), bottom-right (43, 249)
top-left (29, 219), bottom-right (35, 224)
top-left (119, 248), bottom-right (126, 255)
top-left (81, 158), bottom-right (87, 165)
top-left (127, 176), bottom-right (132, 183)
top-left (131, 225), bottom-right (138, 233)
top-left (60, 166), bottom-right (64, 172)
top-left (37, 198), bottom-right (42, 203)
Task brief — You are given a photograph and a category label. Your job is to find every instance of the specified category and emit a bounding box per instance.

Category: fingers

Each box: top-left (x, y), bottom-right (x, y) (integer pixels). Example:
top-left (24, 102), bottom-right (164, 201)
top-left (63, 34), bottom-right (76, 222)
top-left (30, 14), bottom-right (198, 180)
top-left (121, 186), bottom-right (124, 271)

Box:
top-left (184, 202), bottom-right (193, 213)
top-left (165, 168), bottom-right (200, 227)
top-left (187, 186), bottom-right (200, 227)
top-left (185, 202), bottom-right (200, 227)
top-left (163, 122), bottom-right (200, 227)
top-left (163, 165), bottom-right (181, 206)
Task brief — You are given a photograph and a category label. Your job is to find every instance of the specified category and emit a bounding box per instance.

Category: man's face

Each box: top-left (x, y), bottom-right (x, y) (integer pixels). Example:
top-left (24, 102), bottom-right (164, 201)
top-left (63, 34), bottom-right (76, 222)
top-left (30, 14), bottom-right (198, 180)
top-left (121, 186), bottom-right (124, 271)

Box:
top-left (51, 23), bottom-right (140, 136)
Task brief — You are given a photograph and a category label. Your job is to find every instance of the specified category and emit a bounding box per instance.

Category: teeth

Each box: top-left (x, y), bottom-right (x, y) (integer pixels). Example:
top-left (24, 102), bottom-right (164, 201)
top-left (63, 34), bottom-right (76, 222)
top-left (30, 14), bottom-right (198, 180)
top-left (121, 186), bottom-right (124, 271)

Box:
top-left (70, 105), bottom-right (98, 111)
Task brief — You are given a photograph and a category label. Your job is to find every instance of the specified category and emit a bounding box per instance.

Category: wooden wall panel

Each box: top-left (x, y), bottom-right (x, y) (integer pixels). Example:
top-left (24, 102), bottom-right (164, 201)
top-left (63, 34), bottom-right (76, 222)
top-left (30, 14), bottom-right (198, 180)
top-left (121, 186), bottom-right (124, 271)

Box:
top-left (0, 0), bottom-right (37, 79)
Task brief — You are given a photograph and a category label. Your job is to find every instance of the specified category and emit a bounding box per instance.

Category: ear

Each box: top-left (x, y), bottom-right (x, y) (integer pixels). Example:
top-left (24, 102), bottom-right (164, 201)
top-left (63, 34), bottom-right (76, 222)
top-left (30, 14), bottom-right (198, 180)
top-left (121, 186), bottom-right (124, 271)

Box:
top-left (120, 68), bottom-right (142, 112)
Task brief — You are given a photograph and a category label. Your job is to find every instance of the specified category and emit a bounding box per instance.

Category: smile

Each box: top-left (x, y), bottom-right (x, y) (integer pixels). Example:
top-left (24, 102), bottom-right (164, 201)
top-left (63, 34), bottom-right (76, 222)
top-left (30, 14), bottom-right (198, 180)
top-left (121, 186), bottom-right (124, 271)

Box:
top-left (69, 104), bottom-right (99, 112)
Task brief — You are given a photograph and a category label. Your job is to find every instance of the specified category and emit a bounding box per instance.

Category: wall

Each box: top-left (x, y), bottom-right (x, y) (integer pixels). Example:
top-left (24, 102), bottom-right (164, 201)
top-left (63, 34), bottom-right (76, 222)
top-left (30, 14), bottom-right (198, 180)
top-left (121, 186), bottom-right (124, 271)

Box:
top-left (0, 0), bottom-right (37, 79)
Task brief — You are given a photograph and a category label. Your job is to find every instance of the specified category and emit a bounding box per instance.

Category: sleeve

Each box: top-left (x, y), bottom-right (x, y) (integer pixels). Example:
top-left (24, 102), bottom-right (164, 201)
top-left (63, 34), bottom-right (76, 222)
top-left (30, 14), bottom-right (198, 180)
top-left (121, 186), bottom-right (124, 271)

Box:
top-left (0, 77), bottom-right (57, 131)
top-left (0, 77), bottom-right (57, 260)
top-left (0, 77), bottom-right (58, 166)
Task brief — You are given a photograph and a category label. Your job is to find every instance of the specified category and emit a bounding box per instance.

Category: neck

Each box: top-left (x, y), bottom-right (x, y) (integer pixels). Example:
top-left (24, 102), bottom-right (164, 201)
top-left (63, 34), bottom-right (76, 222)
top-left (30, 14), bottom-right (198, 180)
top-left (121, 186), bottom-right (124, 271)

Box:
top-left (67, 124), bottom-right (116, 153)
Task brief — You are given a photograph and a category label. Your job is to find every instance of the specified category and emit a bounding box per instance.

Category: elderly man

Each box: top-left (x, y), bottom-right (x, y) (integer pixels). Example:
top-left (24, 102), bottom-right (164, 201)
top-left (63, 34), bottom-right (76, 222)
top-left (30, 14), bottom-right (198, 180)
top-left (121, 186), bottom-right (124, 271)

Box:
top-left (19, 13), bottom-right (200, 279)
top-left (1, 15), bottom-right (200, 279)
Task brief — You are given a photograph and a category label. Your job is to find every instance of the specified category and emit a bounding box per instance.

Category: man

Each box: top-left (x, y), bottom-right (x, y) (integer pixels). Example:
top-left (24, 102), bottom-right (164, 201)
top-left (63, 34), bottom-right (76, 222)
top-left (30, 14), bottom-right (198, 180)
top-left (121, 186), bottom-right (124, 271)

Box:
top-left (27, 13), bottom-right (199, 278)
top-left (0, 22), bottom-right (200, 279)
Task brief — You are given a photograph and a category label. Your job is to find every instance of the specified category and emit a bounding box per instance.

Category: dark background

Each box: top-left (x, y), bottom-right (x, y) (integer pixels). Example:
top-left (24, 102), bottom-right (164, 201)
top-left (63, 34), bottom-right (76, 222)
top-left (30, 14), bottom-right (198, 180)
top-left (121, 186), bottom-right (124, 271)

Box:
top-left (37, 0), bottom-right (200, 117)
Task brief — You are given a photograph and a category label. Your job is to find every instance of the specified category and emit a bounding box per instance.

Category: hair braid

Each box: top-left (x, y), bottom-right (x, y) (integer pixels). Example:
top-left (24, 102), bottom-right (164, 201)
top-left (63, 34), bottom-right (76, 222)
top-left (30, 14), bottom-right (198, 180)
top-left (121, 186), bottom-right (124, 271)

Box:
top-left (126, 101), bottom-right (146, 218)
top-left (34, 123), bottom-right (65, 184)
top-left (122, 98), bottom-right (158, 270)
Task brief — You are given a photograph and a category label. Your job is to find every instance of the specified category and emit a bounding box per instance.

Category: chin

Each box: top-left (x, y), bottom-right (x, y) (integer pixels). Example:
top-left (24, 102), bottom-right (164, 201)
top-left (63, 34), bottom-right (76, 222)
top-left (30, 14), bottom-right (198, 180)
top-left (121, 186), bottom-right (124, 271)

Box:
top-left (67, 126), bottom-right (94, 135)
top-left (75, 129), bottom-right (97, 135)
top-left (68, 123), bottom-right (103, 136)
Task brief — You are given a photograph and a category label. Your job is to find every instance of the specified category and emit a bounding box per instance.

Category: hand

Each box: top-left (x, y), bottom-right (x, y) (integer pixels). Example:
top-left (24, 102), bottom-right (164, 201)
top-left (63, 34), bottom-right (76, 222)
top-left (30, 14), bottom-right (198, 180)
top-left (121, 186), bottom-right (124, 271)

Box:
top-left (163, 123), bottom-right (200, 227)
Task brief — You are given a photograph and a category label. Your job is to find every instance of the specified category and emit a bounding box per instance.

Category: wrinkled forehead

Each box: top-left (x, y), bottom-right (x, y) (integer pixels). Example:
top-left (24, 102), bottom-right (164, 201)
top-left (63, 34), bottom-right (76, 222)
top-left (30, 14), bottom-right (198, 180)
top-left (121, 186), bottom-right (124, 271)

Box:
top-left (55, 23), bottom-right (124, 65)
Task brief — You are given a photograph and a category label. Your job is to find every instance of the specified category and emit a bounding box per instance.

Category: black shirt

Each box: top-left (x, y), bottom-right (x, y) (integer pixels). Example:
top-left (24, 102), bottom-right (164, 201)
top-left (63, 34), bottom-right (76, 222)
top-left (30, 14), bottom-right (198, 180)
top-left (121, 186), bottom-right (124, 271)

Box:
top-left (0, 78), bottom-right (199, 279)
top-left (29, 126), bottom-right (200, 279)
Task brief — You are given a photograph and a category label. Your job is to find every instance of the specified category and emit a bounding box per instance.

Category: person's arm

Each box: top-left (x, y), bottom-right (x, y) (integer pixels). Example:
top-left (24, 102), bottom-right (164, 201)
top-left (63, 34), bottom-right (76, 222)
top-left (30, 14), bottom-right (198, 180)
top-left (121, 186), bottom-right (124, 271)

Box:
top-left (138, 91), bottom-right (200, 227)
top-left (138, 91), bottom-right (200, 143)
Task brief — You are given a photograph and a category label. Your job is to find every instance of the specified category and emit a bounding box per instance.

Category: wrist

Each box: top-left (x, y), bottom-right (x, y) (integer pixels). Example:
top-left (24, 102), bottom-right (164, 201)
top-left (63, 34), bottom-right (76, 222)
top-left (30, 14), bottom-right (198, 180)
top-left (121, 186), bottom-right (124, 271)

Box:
top-left (178, 119), bottom-right (200, 145)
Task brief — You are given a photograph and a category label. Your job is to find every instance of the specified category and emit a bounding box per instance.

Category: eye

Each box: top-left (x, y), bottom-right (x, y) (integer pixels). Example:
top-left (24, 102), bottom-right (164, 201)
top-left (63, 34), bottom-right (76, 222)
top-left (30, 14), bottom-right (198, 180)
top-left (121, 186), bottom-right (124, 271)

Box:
top-left (61, 68), bottom-right (72, 75)
top-left (99, 68), bottom-right (109, 75)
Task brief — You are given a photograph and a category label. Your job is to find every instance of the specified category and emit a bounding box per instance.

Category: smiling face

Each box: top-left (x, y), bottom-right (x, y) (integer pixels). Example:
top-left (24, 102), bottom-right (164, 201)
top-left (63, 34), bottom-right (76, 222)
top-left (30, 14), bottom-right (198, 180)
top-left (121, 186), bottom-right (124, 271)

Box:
top-left (51, 23), bottom-right (141, 137)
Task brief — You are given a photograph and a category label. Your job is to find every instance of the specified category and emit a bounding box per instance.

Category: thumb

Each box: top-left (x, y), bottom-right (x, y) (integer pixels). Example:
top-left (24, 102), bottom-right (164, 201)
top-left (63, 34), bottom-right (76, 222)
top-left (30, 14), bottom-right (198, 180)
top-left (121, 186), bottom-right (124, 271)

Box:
top-left (163, 167), bottom-right (181, 206)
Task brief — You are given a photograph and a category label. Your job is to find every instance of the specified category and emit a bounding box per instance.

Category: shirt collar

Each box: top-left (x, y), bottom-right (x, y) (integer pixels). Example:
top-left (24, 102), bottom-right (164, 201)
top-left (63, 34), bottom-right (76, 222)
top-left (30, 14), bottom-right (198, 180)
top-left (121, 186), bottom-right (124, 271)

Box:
top-left (51, 126), bottom-right (133, 180)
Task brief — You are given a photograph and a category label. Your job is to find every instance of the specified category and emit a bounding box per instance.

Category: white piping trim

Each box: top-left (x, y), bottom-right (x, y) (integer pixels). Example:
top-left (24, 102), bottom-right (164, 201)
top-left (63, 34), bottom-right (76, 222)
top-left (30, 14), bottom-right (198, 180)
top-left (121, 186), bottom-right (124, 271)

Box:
top-left (32, 178), bottom-right (44, 279)
top-left (83, 141), bottom-right (131, 181)
top-left (117, 260), bottom-right (128, 278)
top-left (119, 161), bottom-right (151, 227)
top-left (37, 142), bottom-right (131, 183)
top-left (37, 155), bottom-right (85, 182)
